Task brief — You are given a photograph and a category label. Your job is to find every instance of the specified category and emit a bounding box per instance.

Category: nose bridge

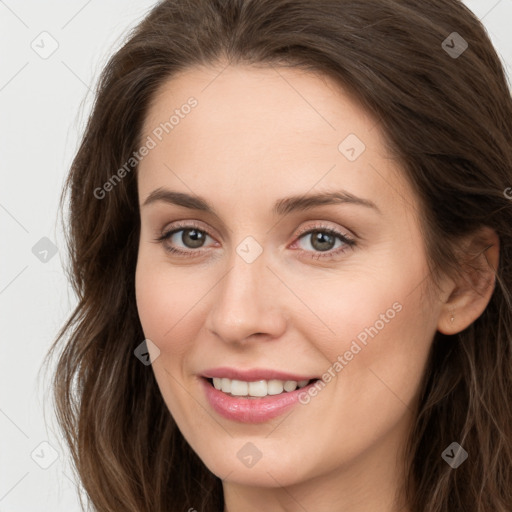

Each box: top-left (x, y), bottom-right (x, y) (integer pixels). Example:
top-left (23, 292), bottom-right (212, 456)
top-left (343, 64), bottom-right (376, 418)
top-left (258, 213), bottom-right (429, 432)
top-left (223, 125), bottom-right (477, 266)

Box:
top-left (206, 241), bottom-right (286, 343)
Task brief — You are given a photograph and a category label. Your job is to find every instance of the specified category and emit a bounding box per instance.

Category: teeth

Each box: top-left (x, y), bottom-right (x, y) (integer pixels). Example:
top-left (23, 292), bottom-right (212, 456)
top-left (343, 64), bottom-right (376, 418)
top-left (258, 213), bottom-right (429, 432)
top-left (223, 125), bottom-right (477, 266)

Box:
top-left (248, 380), bottom-right (267, 397)
top-left (268, 379), bottom-right (284, 395)
top-left (211, 377), bottom-right (311, 397)
top-left (221, 377), bottom-right (231, 393)
top-left (230, 380), bottom-right (248, 396)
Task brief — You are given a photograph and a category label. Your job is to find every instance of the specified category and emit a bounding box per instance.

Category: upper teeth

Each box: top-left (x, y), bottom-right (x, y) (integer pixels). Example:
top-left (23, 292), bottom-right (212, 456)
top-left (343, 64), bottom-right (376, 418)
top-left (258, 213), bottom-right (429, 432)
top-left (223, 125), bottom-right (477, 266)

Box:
top-left (212, 377), bottom-right (310, 397)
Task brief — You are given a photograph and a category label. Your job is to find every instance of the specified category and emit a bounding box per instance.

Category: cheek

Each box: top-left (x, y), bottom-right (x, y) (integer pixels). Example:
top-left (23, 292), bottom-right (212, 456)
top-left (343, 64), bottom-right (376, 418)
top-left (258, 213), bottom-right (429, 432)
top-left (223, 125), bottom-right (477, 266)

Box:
top-left (322, 289), bottom-right (434, 427)
top-left (294, 271), bottom-right (413, 353)
top-left (135, 262), bottom-right (169, 340)
top-left (304, 256), bottom-right (435, 406)
top-left (292, 282), bottom-right (434, 473)
top-left (135, 255), bottom-right (195, 358)
top-left (135, 256), bottom-right (204, 435)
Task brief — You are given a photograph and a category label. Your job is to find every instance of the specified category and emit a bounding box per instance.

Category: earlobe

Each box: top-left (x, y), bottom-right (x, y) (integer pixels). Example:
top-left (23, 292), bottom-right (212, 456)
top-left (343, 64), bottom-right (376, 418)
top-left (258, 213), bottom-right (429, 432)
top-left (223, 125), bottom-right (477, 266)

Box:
top-left (437, 227), bottom-right (499, 335)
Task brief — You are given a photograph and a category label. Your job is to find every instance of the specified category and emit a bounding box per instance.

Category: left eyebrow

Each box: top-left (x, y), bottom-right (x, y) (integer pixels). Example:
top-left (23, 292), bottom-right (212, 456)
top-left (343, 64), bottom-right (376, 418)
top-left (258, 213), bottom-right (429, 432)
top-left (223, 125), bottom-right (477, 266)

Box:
top-left (273, 190), bottom-right (381, 216)
top-left (141, 188), bottom-right (381, 216)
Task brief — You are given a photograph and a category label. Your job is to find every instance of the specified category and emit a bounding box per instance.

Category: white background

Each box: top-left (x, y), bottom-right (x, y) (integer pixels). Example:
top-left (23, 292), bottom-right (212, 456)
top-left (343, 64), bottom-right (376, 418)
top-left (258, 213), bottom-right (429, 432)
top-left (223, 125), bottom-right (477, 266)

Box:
top-left (1, 1), bottom-right (511, 510)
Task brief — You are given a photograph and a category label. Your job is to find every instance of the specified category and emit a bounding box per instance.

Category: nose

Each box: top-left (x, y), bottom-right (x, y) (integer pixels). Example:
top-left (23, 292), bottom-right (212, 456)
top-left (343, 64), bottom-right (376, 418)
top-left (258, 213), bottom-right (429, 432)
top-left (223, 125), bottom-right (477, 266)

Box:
top-left (205, 248), bottom-right (287, 345)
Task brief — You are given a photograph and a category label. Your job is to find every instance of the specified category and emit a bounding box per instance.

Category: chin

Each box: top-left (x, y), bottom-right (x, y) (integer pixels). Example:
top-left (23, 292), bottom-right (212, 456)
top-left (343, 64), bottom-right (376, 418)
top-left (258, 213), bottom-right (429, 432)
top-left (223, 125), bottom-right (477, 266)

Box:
top-left (197, 442), bottom-right (311, 488)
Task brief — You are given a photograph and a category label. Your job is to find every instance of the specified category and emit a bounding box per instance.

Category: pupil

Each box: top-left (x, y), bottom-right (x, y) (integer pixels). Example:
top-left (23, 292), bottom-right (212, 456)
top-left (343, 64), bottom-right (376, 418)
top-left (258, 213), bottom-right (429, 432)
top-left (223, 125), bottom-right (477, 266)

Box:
top-left (312, 231), bottom-right (334, 252)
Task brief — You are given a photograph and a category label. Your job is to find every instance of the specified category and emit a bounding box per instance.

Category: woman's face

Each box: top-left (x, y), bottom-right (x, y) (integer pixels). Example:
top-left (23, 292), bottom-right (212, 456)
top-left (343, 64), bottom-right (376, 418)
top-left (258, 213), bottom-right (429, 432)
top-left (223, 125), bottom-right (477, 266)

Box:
top-left (135, 64), bottom-right (444, 490)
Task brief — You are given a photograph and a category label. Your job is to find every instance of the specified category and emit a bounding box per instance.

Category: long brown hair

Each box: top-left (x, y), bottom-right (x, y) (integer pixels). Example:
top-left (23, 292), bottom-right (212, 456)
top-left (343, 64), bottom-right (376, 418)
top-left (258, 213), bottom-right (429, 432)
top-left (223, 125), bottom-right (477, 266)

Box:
top-left (45, 0), bottom-right (512, 510)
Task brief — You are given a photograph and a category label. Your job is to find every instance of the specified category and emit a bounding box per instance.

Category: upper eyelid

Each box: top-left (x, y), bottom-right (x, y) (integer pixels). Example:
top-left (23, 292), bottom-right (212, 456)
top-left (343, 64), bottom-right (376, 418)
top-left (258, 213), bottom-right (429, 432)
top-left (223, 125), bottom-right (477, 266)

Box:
top-left (294, 222), bottom-right (354, 240)
top-left (163, 220), bottom-right (219, 240)
top-left (160, 220), bottom-right (350, 235)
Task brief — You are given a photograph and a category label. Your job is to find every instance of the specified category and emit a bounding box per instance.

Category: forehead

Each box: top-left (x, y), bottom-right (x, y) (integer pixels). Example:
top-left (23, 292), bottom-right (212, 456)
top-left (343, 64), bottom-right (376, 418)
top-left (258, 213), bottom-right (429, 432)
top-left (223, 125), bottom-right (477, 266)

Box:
top-left (137, 64), bottom-right (411, 218)
top-left (142, 63), bottom-right (377, 151)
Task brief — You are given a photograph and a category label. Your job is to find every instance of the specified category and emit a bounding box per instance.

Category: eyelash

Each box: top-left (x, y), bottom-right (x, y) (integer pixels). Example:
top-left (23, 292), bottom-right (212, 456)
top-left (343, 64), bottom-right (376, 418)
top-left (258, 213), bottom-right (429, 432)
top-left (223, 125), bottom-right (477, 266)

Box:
top-left (154, 221), bottom-right (356, 261)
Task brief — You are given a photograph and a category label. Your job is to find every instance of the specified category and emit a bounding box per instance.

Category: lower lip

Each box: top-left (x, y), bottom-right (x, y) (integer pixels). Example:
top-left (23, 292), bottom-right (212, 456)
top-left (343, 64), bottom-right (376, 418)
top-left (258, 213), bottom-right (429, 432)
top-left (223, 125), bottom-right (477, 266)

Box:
top-left (201, 377), bottom-right (317, 423)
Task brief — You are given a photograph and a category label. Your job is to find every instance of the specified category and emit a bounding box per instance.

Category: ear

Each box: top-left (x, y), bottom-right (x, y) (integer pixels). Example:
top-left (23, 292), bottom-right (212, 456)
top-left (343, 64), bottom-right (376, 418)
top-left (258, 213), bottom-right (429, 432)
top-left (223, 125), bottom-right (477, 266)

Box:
top-left (437, 226), bottom-right (499, 335)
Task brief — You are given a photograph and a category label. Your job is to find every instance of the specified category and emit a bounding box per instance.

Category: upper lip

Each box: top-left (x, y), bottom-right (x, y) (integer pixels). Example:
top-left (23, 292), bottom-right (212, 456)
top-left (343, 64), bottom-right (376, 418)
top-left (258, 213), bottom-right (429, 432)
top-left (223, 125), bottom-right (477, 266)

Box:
top-left (201, 367), bottom-right (318, 382)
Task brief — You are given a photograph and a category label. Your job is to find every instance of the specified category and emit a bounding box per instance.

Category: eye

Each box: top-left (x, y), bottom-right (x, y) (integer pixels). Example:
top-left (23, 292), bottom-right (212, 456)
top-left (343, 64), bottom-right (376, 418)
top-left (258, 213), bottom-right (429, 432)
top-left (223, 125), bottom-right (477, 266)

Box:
top-left (155, 221), bottom-right (216, 256)
top-left (292, 224), bottom-right (356, 260)
top-left (154, 221), bottom-right (356, 260)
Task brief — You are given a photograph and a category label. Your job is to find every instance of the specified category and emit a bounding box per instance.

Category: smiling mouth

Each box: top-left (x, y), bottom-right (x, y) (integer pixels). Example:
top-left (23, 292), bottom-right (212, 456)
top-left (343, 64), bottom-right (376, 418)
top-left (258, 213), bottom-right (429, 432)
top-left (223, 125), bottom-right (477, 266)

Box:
top-left (204, 377), bottom-right (319, 398)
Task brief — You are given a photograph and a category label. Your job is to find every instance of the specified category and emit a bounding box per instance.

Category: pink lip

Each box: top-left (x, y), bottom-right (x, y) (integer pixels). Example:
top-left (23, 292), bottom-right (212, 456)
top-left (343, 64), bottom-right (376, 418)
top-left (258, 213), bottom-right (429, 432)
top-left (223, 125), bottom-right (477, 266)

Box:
top-left (200, 377), bottom-right (319, 423)
top-left (201, 367), bottom-right (317, 382)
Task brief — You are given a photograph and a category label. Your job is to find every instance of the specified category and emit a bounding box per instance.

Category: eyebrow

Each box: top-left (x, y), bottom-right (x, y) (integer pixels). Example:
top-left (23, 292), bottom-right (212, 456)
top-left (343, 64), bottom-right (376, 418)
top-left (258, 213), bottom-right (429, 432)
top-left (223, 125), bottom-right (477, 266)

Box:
top-left (142, 188), bottom-right (381, 216)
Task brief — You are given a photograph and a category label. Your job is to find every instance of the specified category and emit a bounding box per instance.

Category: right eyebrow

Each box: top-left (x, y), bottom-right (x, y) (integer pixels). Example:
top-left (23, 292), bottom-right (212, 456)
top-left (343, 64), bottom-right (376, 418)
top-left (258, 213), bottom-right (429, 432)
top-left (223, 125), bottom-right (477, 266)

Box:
top-left (142, 188), bottom-right (213, 212)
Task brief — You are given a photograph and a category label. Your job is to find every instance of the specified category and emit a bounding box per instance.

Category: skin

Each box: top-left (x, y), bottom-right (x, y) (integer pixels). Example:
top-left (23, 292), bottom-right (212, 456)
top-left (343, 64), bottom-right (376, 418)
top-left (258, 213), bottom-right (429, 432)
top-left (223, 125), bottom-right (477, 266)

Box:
top-left (135, 63), bottom-right (499, 512)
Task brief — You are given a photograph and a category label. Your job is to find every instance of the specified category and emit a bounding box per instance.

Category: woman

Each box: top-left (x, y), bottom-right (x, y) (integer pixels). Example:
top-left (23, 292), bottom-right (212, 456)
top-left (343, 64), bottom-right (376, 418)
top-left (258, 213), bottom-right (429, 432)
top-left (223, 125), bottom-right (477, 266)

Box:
top-left (47, 0), bottom-right (512, 510)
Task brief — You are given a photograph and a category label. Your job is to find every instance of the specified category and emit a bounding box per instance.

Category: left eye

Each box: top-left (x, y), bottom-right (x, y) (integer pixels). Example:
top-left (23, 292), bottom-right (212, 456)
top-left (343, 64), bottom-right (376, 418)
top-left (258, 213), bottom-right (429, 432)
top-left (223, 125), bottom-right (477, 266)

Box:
top-left (292, 228), bottom-right (356, 259)
top-left (296, 229), bottom-right (347, 252)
